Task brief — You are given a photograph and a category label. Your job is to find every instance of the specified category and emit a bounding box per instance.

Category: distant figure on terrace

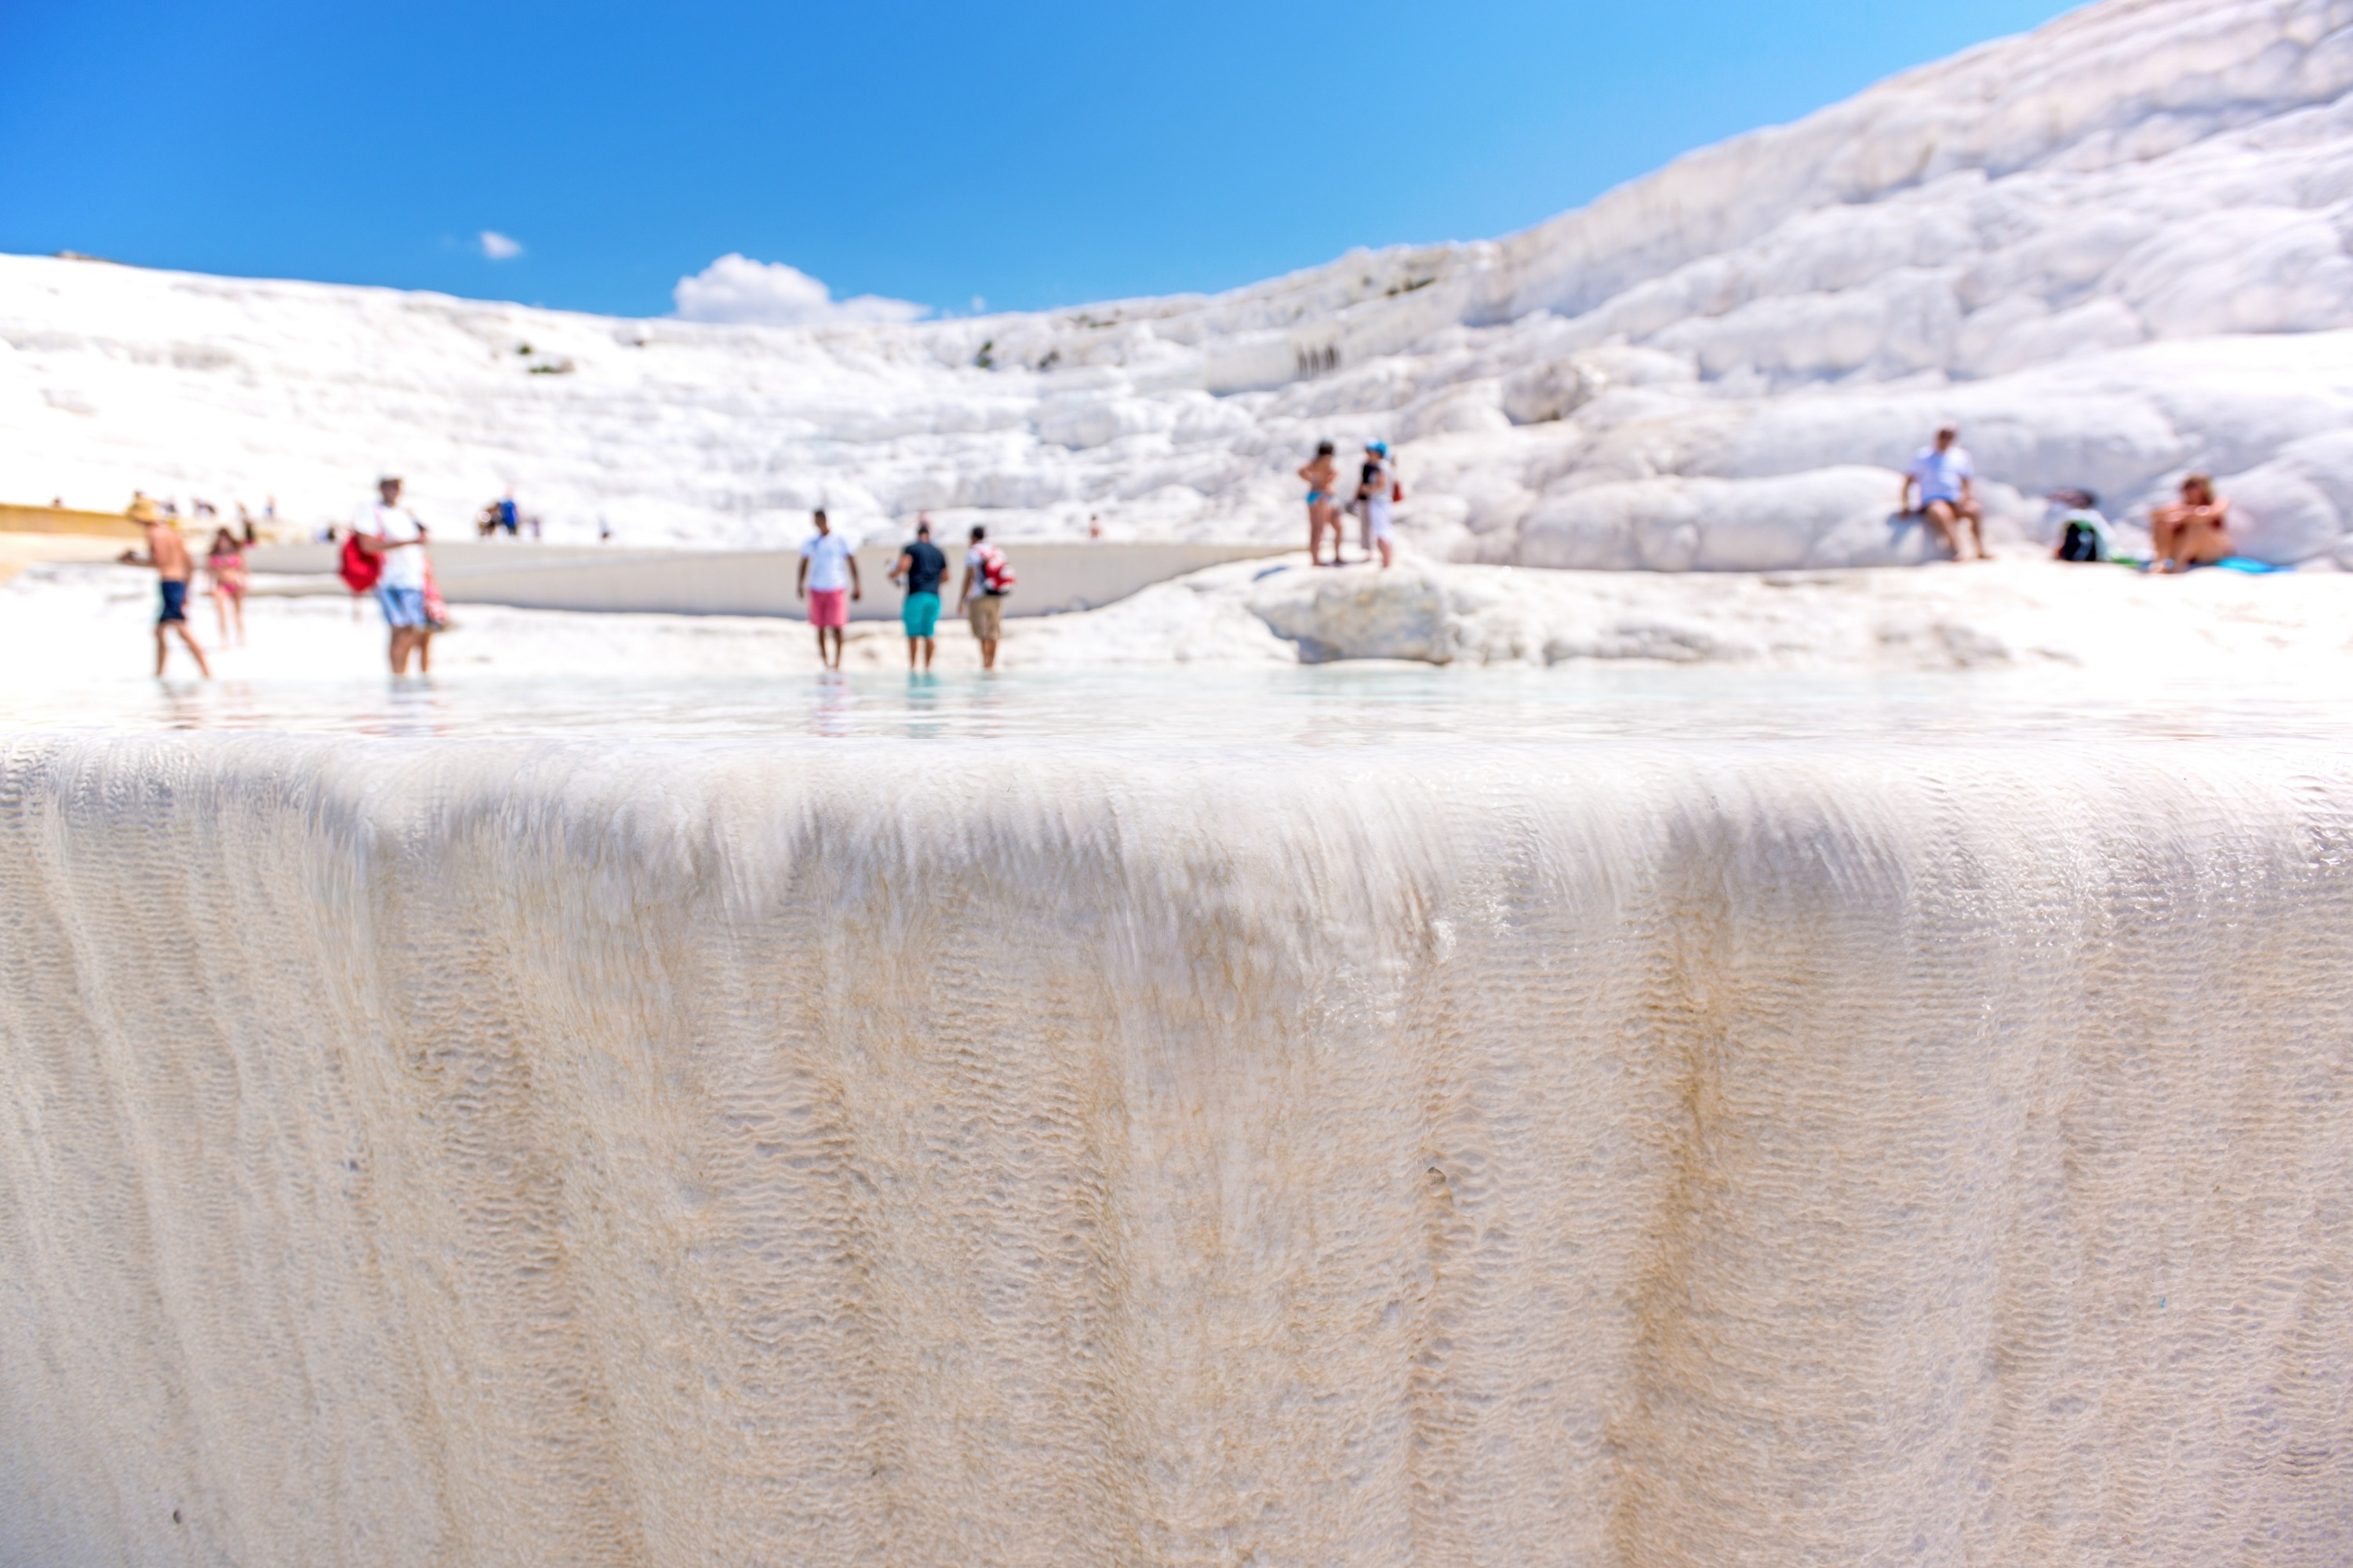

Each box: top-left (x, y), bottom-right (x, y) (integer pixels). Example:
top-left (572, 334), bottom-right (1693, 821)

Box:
top-left (1297, 441), bottom-right (1342, 566)
top-left (2150, 474), bottom-right (2235, 573)
top-left (205, 527), bottom-right (249, 648)
top-left (1900, 426), bottom-right (1986, 561)
top-left (118, 497), bottom-right (212, 678)
top-left (796, 508), bottom-right (860, 671)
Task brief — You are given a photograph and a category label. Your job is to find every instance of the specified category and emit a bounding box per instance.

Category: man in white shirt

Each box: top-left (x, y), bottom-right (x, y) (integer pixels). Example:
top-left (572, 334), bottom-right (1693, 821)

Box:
top-left (358, 475), bottom-right (432, 673)
top-left (795, 508), bottom-right (860, 670)
top-left (958, 525), bottom-right (1009, 671)
top-left (1358, 440), bottom-right (1398, 569)
top-left (1900, 426), bottom-right (1985, 561)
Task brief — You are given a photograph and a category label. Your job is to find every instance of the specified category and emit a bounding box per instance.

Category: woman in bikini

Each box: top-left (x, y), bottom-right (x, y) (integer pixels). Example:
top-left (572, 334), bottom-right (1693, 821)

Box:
top-left (205, 526), bottom-right (249, 647)
top-left (1297, 440), bottom-right (1342, 566)
top-left (2150, 473), bottom-right (2234, 573)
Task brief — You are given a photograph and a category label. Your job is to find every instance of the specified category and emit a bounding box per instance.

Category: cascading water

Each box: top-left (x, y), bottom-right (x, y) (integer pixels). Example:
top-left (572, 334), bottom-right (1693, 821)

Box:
top-left (3, 727), bottom-right (2348, 1565)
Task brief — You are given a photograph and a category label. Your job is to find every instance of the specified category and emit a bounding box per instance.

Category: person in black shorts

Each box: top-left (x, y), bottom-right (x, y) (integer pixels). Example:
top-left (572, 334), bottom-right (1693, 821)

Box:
top-left (118, 500), bottom-right (213, 677)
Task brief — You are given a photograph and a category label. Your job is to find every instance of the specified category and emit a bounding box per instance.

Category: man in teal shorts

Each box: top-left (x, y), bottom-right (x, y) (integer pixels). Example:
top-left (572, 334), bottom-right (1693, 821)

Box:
top-left (889, 515), bottom-right (949, 671)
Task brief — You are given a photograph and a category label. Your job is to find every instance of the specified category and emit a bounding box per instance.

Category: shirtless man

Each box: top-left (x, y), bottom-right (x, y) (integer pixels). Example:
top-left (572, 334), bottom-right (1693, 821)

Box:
top-left (2150, 474), bottom-right (2235, 572)
top-left (1900, 426), bottom-right (1986, 560)
top-left (1297, 441), bottom-right (1342, 565)
top-left (118, 500), bottom-right (213, 677)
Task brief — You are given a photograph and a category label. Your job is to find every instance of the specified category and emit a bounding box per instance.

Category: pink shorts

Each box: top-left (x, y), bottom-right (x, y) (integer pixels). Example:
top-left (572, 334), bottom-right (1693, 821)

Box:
top-left (806, 588), bottom-right (848, 628)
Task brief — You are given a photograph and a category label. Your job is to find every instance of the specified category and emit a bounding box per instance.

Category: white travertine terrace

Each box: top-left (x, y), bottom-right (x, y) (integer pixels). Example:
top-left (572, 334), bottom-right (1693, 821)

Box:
top-left (7, 0), bottom-right (2353, 567)
top-left (1, 735), bottom-right (2349, 1564)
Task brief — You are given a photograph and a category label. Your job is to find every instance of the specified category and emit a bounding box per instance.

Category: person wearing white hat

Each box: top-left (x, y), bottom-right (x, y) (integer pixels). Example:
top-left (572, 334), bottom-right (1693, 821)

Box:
top-left (357, 475), bottom-right (432, 673)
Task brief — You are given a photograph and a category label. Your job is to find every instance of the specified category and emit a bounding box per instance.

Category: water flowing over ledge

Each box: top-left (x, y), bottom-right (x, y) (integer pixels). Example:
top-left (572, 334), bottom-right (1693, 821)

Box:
top-left (2, 733), bottom-right (2351, 1564)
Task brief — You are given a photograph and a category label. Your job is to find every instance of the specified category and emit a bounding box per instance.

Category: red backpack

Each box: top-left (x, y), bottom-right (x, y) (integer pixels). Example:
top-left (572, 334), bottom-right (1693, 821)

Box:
top-left (338, 533), bottom-right (382, 594)
top-left (977, 544), bottom-right (1016, 594)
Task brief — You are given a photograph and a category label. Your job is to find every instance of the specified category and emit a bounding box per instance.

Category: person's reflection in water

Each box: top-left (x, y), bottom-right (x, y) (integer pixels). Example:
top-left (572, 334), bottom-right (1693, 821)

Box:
top-left (210, 680), bottom-right (265, 732)
top-left (812, 669), bottom-right (856, 739)
top-left (367, 676), bottom-right (447, 739)
top-left (156, 680), bottom-right (213, 731)
top-left (900, 668), bottom-right (944, 741)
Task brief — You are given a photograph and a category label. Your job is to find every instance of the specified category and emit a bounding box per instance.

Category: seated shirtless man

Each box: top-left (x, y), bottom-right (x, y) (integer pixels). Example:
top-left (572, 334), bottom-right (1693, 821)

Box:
top-left (2149, 473), bottom-right (2235, 572)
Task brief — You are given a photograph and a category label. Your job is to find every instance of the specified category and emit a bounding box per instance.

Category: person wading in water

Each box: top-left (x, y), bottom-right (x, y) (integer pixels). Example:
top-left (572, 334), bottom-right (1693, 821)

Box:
top-left (889, 514), bottom-right (949, 671)
top-left (119, 498), bottom-right (213, 677)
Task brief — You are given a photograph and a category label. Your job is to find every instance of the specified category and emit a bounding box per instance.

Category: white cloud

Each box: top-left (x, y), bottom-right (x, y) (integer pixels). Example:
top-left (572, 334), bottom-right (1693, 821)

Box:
top-left (672, 253), bottom-right (927, 327)
top-left (478, 231), bottom-right (525, 261)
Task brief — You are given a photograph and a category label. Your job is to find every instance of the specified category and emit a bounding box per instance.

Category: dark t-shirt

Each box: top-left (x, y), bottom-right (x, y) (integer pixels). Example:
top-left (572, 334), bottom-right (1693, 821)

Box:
top-left (899, 539), bottom-right (947, 596)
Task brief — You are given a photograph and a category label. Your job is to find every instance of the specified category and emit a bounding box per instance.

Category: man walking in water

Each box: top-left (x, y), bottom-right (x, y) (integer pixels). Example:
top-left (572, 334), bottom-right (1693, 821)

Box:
top-left (118, 497), bottom-right (213, 677)
top-left (1297, 441), bottom-right (1341, 565)
top-left (795, 508), bottom-right (860, 670)
top-left (889, 514), bottom-right (948, 670)
top-left (1900, 426), bottom-right (1986, 561)
top-left (357, 475), bottom-right (431, 674)
top-left (1356, 441), bottom-right (1397, 569)
top-left (958, 525), bottom-right (1009, 671)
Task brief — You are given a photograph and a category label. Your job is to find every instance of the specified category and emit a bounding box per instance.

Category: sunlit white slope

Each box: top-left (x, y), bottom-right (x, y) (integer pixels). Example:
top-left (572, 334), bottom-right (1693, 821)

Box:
top-left (5, 0), bottom-right (2353, 566)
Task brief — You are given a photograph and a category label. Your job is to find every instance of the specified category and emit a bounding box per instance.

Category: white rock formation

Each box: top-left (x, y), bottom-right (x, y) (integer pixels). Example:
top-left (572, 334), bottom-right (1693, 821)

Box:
top-left (5, 733), bottom-right (2351, 1563)
top-left (6, 0), bottom-right (2353, 567)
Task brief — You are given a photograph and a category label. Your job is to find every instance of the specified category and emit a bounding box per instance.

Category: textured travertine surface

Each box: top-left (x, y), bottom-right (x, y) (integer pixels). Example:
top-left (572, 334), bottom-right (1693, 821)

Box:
top-left (2, 735), bottom-right (2351, 1565)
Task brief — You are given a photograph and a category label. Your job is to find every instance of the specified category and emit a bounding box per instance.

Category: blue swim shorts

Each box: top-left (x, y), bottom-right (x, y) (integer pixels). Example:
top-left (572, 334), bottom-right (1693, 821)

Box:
top-left (377, 586), bottom-right (428, 628)
top-left (157, 580), bottom-right (188, 624)
top-left (901, 591), bottom-right (941, 638)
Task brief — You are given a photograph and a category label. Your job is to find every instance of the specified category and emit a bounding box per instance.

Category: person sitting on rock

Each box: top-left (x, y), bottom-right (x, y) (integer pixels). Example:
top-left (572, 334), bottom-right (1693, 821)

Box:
top-left (2149, 473), bottom-right (2235, 573)
top-left (1900, 425), bottom-right (1986, 561)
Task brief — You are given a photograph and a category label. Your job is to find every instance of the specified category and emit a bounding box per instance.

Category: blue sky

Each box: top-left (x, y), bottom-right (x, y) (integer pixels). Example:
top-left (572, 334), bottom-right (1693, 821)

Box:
top-left (2, 0), bottom-right (2077, 319)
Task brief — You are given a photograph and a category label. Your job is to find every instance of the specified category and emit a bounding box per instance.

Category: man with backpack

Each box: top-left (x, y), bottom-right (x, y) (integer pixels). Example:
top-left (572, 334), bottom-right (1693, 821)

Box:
top-left (355, 475), bottom-right (431, 674)
top-left (958, 525), bottom-right (1014, 671)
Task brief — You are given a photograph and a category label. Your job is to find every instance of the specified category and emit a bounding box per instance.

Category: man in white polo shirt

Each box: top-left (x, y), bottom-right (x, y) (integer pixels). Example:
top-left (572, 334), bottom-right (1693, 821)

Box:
top-left (1900, 426), bottom-right (1986, 561)
top-left (795, 508), bottom-right (860, 670)
top-left (358, 475), bottom-right (431, 673)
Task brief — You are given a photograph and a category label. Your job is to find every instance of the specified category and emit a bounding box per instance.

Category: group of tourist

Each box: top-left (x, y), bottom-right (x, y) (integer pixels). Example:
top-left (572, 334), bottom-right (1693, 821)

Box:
top-left (1896, 424), bottom-right (2236, 571)
top-left (795, 508), bottom-right (1014, 672)
top-left (115, 495), bottom-right (254, 676)
top-left (471, 491), bottom-right (543, 538)
top-left (1296, 440), bottom-right (1398, 568)
top-left (115, 430), bottom-right (2253, 680)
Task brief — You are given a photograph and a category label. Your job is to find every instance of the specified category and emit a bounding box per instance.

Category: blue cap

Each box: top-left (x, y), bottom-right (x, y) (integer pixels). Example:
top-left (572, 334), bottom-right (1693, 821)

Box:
top-left (1367, 440), bottom-right (1389, 457)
